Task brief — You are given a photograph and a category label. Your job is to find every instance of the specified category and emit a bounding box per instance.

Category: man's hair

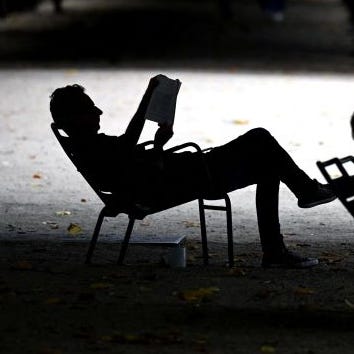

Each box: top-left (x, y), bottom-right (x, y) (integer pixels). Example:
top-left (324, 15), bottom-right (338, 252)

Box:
top-left (49, 84), bottom-right (85, 128)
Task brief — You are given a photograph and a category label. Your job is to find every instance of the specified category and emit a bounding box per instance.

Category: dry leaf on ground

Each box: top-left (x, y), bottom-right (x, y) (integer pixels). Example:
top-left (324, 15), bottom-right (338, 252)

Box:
top-left (177, 287), bottom-right (220, 302)
top-left (90, 282), bottom-right (114, 290)
top-left (44, 297), bottom-right (64, 305)
top-left (55, 210), bottom-right (71, 216)
top-left (294, 287), bottom-right (315, 296)
top-left (232, 119), bottom-right (249, 125)
top-left (260, 344), bottom-right (276, 353)
top-left (12, 260), bottom-right (33, 270)
top-left (67, 223), bottom-right (82, 235)
top-left (42, 221), bottom-right (59, 229)
top-left (345, 298), bottom-right (354, 309)
top-left (183, 221), bottom-right (200, 228)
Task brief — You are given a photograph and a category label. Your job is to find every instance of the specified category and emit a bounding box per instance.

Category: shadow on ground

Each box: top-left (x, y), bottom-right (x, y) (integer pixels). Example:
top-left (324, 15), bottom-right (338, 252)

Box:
top-left (2, 238), bottom-right (354, 353)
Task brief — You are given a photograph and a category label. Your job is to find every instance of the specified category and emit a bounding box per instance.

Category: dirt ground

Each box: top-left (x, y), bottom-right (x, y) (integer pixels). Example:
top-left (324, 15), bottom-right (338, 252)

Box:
top-left (2, 238), bottom-right (354, 354)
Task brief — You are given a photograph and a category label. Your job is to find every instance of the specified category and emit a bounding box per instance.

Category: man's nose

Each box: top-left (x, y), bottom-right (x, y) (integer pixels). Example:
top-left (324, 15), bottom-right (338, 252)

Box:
top-left (94, 106), bottom-right (103, 115)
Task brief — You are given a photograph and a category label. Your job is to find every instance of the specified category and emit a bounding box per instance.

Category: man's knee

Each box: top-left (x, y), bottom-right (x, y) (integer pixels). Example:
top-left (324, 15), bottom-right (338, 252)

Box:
top-left (244, 127), bottom-right (273, 142)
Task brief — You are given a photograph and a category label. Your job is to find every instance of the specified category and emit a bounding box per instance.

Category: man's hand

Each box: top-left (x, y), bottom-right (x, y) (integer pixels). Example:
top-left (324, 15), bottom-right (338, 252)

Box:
top-left (154, 123), bottom-right (174, 149)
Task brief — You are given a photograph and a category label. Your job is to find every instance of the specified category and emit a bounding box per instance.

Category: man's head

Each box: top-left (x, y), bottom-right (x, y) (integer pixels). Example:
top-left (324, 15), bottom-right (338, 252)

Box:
top-left (50, 84), bottom-right (102, 136)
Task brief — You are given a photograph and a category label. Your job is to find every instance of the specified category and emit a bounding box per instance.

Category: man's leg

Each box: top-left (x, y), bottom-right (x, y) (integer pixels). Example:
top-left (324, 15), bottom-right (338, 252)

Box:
top-left (206, 128), bottom-right (334, 268)
top-left (207, 128), bottom-right (335, 207)
top-left (256, 177), bottom-right (320, 268)
top-left (256, 178), bottom-right (283, 253)
top-left (206, 128), bottom-right (312, 193)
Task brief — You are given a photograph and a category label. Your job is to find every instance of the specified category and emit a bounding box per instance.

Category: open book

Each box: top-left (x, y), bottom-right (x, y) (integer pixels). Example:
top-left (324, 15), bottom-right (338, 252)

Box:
top-left (145, 75), bottom-right (181, 125)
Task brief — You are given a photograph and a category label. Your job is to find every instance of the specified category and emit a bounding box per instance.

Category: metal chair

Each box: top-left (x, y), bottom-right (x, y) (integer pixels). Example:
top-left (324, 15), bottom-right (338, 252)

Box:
top-left (317, 156), bottom-right (354, 217)
top-left (51, 123), bottom-right (234, 267)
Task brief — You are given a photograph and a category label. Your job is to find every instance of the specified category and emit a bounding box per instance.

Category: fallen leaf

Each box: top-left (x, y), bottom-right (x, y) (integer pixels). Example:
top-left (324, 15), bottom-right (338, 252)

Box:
top-left (32, 173), bottom-right (42, 179)
top-left (294, 287), bottom-right (315, 296)
top-left (295, 243), bottom-right (311, 248)
top-left (12, 260), bottom-right (33, 270)
top-left (55, 210), bottom-right (71, 216)
top-left (44, 297), bottom-right (64, 305)
top-left (101, 335), bottom-right (113, 342)
top-left (187, 243), bottom-right (199, 251)
top-left (187, 255), bottom-right (196, 262)
top-left (65, 68), bottom-right (79, 75)
top-left (140, 220), bottom-right (151, 227)
top-left (319, 252), bottom-right (344, 264)
top-left (345, 298), bottom-right (354, 309)
top-left (260, 344), bottom-right (276, 353)
top-left (232, 119), bottom-right (249, 125)
top-left (42, 221), bottom-right (59, 229)
top-left (101, 333), bottom-right (148, 344)
top-left (178, 287), bottom-right (220, 302)
top-left (183, 221), bottom-right (200, 228)
top-left (67, 223), bottom-right (82, 235)
top-left (102, 331), bottom-right (182, 344)
top-left (90, 282), bottom-right (114, 290)
top-left (290, 141), bottom-right (301, 147)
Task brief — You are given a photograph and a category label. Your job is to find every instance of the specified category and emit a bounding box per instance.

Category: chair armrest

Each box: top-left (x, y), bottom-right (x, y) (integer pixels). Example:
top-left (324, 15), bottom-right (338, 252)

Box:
top-left (165, 142), bottom-right (216, 197)
top-left (137, 140), bottom-right (155, 150)
top-left (165, 142), bottom-right (203, 154)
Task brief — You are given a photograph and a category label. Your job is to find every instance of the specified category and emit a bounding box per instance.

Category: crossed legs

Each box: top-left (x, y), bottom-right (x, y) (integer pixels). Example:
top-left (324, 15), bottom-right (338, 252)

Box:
top-left (206, 127), bottom-right (322, 254)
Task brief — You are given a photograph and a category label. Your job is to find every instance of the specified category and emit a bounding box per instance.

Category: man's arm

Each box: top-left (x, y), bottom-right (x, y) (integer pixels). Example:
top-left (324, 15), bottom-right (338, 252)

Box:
top-left (124, 76), bottom-right (159, 149)
top-left (154, 123), bottom-right (174, 150)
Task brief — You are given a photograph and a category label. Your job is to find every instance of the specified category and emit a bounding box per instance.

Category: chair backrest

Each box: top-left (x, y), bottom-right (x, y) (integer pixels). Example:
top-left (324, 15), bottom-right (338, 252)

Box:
top-left (51, 123), bottom-right (118, 208)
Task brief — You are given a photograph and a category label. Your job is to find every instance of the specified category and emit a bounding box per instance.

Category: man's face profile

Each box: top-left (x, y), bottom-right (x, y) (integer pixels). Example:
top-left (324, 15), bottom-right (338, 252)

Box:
top-left (70, 93), bottom-right (103, 135)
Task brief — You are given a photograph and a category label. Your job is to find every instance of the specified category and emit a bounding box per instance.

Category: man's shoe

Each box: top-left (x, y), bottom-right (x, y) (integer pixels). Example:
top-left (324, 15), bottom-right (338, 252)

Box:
top-left (297, 179), bottom-right (337, 208)
top-left (262, 250), bottom-right (319, 269)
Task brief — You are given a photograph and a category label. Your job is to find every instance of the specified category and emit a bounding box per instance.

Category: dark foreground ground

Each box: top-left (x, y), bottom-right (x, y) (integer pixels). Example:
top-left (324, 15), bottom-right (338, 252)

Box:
top-left (2, 238), bottom-right (354, 354)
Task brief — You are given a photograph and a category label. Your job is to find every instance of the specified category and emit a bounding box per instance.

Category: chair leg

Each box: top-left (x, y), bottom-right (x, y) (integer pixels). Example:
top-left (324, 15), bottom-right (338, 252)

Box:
top-left (85, 207), bottom-right (107, 264)
top-left (200, 194), bottom-right (234, 267)
top-left (117, 217), bottom-right (135, 265)
top-left (198, 198), bottom-right (209, 265)
top-left (224, 195), bottom-right (234, 268)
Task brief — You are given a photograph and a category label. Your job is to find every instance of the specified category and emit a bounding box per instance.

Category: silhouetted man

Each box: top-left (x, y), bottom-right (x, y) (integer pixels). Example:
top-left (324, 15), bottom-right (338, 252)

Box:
top-left (49, 77), bottom-right (336, 268)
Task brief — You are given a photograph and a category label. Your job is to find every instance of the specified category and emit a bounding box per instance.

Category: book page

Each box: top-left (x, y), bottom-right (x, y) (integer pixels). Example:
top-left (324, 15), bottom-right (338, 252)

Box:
top-left (145, 76), bottom-right (181, 125)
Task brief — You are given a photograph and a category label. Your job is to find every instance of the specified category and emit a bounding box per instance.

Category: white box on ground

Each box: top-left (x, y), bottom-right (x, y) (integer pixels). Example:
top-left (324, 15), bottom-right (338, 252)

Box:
top-left (167, 246), bottom-right (186, 268)
top-left (126, 235), bottom-right (187, 268)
